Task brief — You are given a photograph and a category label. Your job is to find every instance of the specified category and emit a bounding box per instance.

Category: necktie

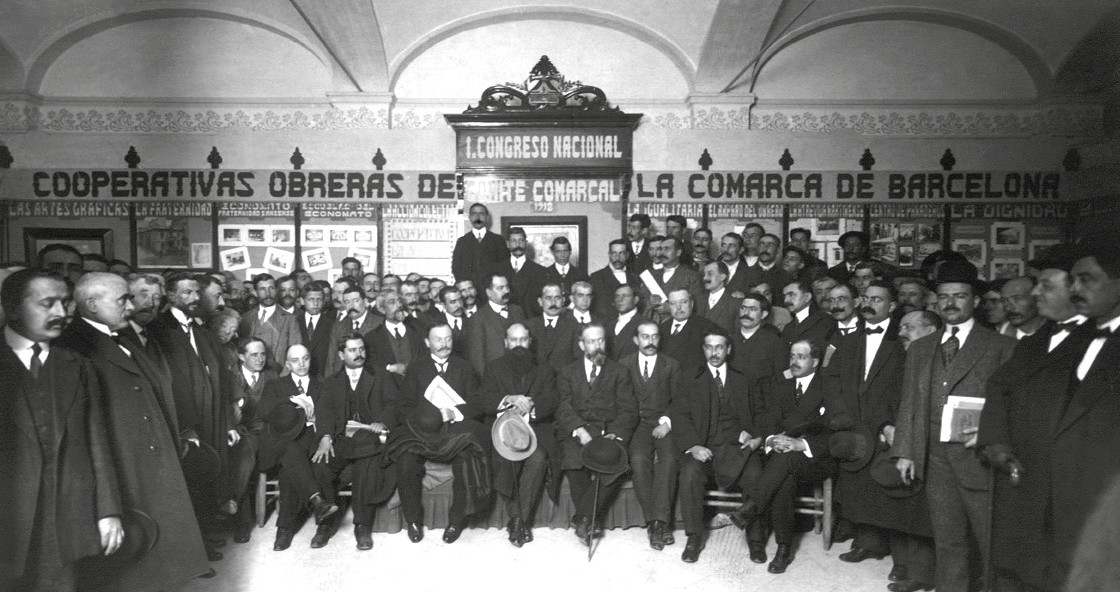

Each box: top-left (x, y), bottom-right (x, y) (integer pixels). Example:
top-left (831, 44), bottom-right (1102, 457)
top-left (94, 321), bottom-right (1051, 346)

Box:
top-left (437, 362), bottom-right (446, 375)
top-left (308, 317), bottom-right (315, 333)
top-left (452, 319), bottom-right (460, 332)
top-left (499, 306), bottom-right (508, 319)
top-left (941, 326), bottom-right (960, 365)
top-left (297, 380), bottom-right (305, 394)
top-left (863, 326), bottom-right (884, 335)
top-left (249, 373), bottom-right (257, 388)
top-left (672, 322), bottom-right (682, 335)
top-left (547, 319), bottom-right (555, 329)
top-left (353, 319), bottom-right (361, 331)
top-left (589, 364), bottom-right (598, 387)
top-left (715, 368), bottom-right (723, 395)
top-left (1053, 321), bottom-right (1077, 334)
top-left (795, 382), bottom-right (804, 400)
top-left (394, 327), bottom-right (403, 340)
top-left (642, 360), bottom-right (650, 381)
top-left (259, 308), bottom-right (266, 322)
top-left (29, 343), bottom-right (42, 379)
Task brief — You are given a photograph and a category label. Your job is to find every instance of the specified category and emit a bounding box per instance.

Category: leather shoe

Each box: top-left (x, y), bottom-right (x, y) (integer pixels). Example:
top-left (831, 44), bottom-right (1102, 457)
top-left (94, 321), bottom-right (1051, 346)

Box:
top-left (310, 495), bottom-right (339, 525)
top-left (887, 581), bottom-right (934, 592)
top-left (571, 515), bottom-right (591, 546)
top-left (838, 546), bottom-right (887, 563)
top-left (442, 523), bottom-right (464, 544)
top-left (233, 523), bottom-right (252, 544)
top-left (507, 517), bottom-right (524, 548)
top-left (680, 533), bottom-right (704, 563)
top-left (748, 541), bottom-right (767, 564)
top-left (728, 498), bottom-right (758, 530)
top-left (521, 522), bottom-right (533, 544)
top-left (767, 543), bottom-right (793, 574)
top-left (661, 525), bottom-right (675, 546)
top-left (648, 521), bottom-right (665, 550)
top-left (310, 524), bottom-right (332, 549)
top-left (205, 547), bottom-right (223, 561)
top-left (273, 527), bottom-right (294, 551)
top-left (406, 521), bottom-right (424, 543)
top-left (888, 563), bottom-right (909, 582)
top-left (354, 524), bottom-right (373, 551)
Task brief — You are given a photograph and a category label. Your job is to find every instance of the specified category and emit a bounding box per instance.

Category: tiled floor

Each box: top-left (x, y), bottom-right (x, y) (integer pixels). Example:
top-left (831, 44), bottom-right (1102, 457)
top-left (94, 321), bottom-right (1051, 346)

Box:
top-left (180, 512), bottom-right (898, 592)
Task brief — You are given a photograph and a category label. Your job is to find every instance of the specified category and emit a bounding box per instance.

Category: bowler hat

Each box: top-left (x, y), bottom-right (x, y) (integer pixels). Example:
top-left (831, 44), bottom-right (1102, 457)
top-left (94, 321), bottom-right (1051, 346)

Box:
top-left (838, 230), bottom-right (870, 247)
top-left (828, 429), bottom-right (875, 472)
top-left (934, 260), bottom-right (981, 291)
top-left (266, 402), bottom-right (306, 442)
top-left (491, 409), bottom-right (537, 462)
top-left (180, 440), bottom-right (221, 484)
top-left (406, 404), bottom-right (447, 445)
top-left (580, 437), bottom-right (629, 475)
top-left (1028, 243), bottom-right (1080, 273)
top-left (91, 508), bottom-right (159, 567)
top-left (869, 450), bottom-right (924, 498)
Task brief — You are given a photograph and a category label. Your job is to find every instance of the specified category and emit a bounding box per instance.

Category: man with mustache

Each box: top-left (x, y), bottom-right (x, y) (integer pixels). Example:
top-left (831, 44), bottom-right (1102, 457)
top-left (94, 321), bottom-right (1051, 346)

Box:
top-left (311, 333), bottom-right (399, 550)
top-left (665, 215), bottom-right (694, 268)
top-left (828, 282), bottom-right (862, 337)
top-left (696, 261), bottom-right (741, 332)
top-left (503, 227), bottom-right (546, 317)
top-left (398, 281), bottom-right (430, 333)
top-left (720, 232), bottom-right (752, 298)
top-left (225, 338), bottom-right (275, 543)
top-left (828, 230), bottom-right (872, 285)
top-left (754, 281), bottom-right (793, 331)
top-left (196, 274), bottom-right (226, 324)
top-left (781, 279), bottom-right (837, 347)
top-left (480, 323), bottom-right (559, 547)
top-left (625, 213), bottom-right (653, 274)
top-left (589, 239), bottom-right (641, 320)
top-left (895, 278), bottom-right (930, 320)
top-left (527, 283), bottom-right (581, 372)
top-left (466, 273), bottom-right (525, 376)
top-left (146, 271), bottom-right (235, 561)
top-left (1000, 276), bottom-right (1046, 339)
top-left (898, 310), bottom-right (941, 351)
top-left (728, 292), bottom-right (789, 387)
top-left (452, 203), bottom-right (509, 287)
top-left (240, 273), bottom-right (301, 370)
top-left (427, 286), bottom-right (468, 358)
top-left (747, 233), bottom-right (792, 295)
top-left (659, 288), bottom-right (718, 371)
top-left (455, 279), bottom-right (480, 318)
top-left (341, 257), bottom-right (363, 281)
top-left (394, 323), bottom-right (491, 544)
top-left (893, 261), bottom-right (1015, 592)
top-left (276, 275), bottom-right (300, 316)
top-left (557, 323), bottom-right (638, 545)
top-left (980, 279), bottom-right (1010, 333)
top-left (363, 290), bottom-right (426, 384)
top-left (324, 285), bottom-right (383, 378)
top-left (690, 227), bottom-right (714, 270)
top-left (605, 283), bottom-right (643, 362)
top-left (122, 274), bottom-right (165, 358)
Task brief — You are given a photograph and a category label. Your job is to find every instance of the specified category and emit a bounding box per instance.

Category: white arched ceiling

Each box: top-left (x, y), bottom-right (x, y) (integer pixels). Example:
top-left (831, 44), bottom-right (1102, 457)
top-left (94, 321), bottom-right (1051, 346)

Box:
top-left (38, 16), bottom-right (333, 98)
top-left (0, 38), bottom-right (25, 89)
top-left (753, 20), bottom-right (1037, 101)
top-left (393, 19), bottom-right (689, 101)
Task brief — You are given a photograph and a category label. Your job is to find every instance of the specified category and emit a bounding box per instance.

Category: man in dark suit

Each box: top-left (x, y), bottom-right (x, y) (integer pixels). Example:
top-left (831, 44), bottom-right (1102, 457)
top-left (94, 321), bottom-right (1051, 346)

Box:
top-left (1, 269), bottom-right (123, 591)
top-left (646, 237), bottom-right (703, 324)
top-left (426, 286), bottom-right (469, 358)
top-left (394, 323), bottom-right (491, 544)
top-left (894, 262), bottom-right (1016, 592)
top-left (828, 230), bottom-right (872, 284)
top-left (258, 344), bottom-right (340, 551)
top-left (781, 279), bottom-right (837, 347)
top-left (452, 203), bottom-right (509, 287)
top-left (543, 236), bottom-right (589, 304)
top-left (626, 213), bottom-right (653, 274)
top-left (146, 271), bottom-right (235, 559)
top-left (829, 281), bottom-right (935, 592)
top-left (789, 227), bottom-right (828, 280)
top-left (466, 273), bottom-right (526, 376)
top-left (606, 283), bottom-right (644, 361)
top-left (227, 338), bottom-right (277, 543)
top-left (660, 288), bottom-right (718, 372)
top-left (556, 323), bottom-right (639, 544)
top-left (240, 273), bottom-right (301, 370)
top-left (61, 272), bottom-right (211, 589)
top-left (568, 281), bottom-right (598, 326)
top-left (297, 283), bottom-right (336, 379)
top-left (325, 285), bottom-right (383, 378)
top-left (480, 323), bottom-right (559, 547)
top-left (590, 239), bottom-right (641, 319)
top-left (503, 226), bottom-right (547, 317)
top-left (697, 261), bottom-right (741, 332)
top-left (828, 282), bottom-right (864, 339)
top-left (745, 233), bottom-right (792, 294)
top-left (729, 292), bottom-right (789, 386)
top-left (673, 328), bottom-right (764, 563)
top-left (620, 321), bottom-right (682, 550)
top-left (665, 215), bottom-right (694, 268)
top-left (738, 339), bottom-right (838, 574)
top-left (312, 333), bottom-right (399, 550)
top-left (363, 290), bottom-right (426, 384)
top-left (719, 232), bottom-right (751, 297)
top-left (526, 283), bottom-right (580, 372)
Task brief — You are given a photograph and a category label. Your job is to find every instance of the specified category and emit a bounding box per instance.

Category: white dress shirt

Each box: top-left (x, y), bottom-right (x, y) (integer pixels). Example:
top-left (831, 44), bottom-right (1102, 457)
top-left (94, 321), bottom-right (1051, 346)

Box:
top-left (1049, 314), bottom-right (1087, 353)
top-left (5, 326), bottom-right (48, 370)
top-left (170, 306), bottom-right (200, 354)
top-left (81, 317), bottom-right (130, 357)
top-left (707, 287), bottom-right (725, 310)
top-left (1077, 315), bottom-right (1120, 380)
top-left (862, 320), bottom-right (889, 380)
top-left (614, 309), bottom-right (637, 336)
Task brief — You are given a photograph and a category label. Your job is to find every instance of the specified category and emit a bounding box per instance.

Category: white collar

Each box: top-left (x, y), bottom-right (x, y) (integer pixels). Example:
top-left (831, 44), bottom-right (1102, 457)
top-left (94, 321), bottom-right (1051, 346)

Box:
top-left (708, 287), bottom-right (725, 302)
top-left (242, 365), bottom-right (260, 383)
top-left (758, 261), bottom-right (775, 270)
top-left (80, 316), bottom-right (117, 337)
top-left (865, 319), bottom-right (890, 332)
top-left (639, 352), bottom-right (657, 366)
top-left (259, 304), bottom-right (276, 318)
top-left (345, 366), bottom-right (363, 381)
top-left (943, 317), bottom-right (976, 344)
top-left (350, 311), bottom-right (368, 326)
top-left (306, 311), bottom-right (320, 321)
top-left (672, 318), bottom-right (688, 329)
top-left (474, 228), bottom-right (487, 240)
top-left (706, 363), bottom-right (726, 382)
top-left (4, 325), bottom-right (47, 354)
top-left (445, 312), bottom-right (463, 325)
top-left (616, 308), bottom-right (637, 324)
top-left (488, 300), bottom-right (507, 314)
top-left (1098, 315), bottom-right (1120, 331)
top-left (511, 254), bottom-right (525, 266)
top-left (796, 372), bottom-right (816, 392)
top-left (744, 255), bottom-right (759, 266)
top-left (431, 355), bottom-right (450, 367)
top-left (794, 306), bottom-right (811, 323)
top-left (170, 306), bottom-right (194, 326)
top-left (837, 317), bottom-right (859, 330)
top-left (573, 310), bottom-right (592, 323)
top-left (280, 305), bottom-right (296, 315)
top-left (290, 374), bottom-right (308, 388)
top-left (385, 319), bottom-right (405, 333)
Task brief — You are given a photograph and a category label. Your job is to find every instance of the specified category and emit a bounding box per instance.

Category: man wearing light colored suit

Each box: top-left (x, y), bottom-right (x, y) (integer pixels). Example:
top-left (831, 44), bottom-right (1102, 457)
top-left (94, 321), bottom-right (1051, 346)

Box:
top-left (240, 273), bottom-right (301, 370)
top-left (893, 262), bottom-right (1015, 592)
top-left (467, 273), bottom-right (526, 376)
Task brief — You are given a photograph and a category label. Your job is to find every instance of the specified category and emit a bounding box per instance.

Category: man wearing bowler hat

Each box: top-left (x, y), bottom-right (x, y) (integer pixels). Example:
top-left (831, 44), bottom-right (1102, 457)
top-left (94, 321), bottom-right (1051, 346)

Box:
top-left (481, 323), bottom-right (559, 547)
top-left (556, 323), bottom-right (638, 545)
top-left (311, 333), bottom-right (399, 550)
top-left (828, 231), bottom-right (872, 284)
top-left (893, 261), bottom-right (1015, 592)
top-left (257, 344), bottom-right (339, 551)
top-left (827, 279), bottom-right (935, 592)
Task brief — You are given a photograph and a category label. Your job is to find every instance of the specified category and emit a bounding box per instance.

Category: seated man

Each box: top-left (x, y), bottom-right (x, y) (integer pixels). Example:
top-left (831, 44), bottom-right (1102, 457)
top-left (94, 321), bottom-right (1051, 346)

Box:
top-left (737, 339), bottom-right (838, 574)
top-left (673, 328), bottom-right (765, 563)
top-left (226, 337), bottom-right (277, 543)
top-left (556, 323), bottom-right (638, 545)
top-left (311, 333), bottom-right (400, 550)
top-left (257, 344), bottom-right (340, 551)
top-left (391, 323), bottom-right (491, 544)
top-left (480, 323), bottom-right (559, 547)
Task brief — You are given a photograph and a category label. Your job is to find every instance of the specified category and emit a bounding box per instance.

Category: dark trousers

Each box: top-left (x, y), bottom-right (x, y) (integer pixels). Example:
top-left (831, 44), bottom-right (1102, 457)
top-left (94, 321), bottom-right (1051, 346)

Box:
top-left (495, 448), bottom-right (547, 522)
top-left (398, 452), bottom-right (478, 527)
top-left (854, 524), bottom-right (936, 585)
top-left (566, 468), bottom-right (622, 525)
top-left (227, 434), bottom-right (259, 526)
top-left (629, 423), bottom-right (679, 525)
top-left (679, 452), bottom-right (763, 538)
top-left (315, 454), bottom-right (380, 525)
top-left (269, 427), bottom-right (328, 529)
top-left (753, 451), bottom-right (833, 545)
top-left (927, 441), bottom-right (990, 592)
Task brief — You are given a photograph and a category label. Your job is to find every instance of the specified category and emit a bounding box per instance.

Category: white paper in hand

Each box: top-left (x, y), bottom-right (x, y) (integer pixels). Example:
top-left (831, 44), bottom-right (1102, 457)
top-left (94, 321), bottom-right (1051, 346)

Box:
top-left (424, 375), bottom-right (466, 410)
top-left (639, 270), bottom-right (667, 301)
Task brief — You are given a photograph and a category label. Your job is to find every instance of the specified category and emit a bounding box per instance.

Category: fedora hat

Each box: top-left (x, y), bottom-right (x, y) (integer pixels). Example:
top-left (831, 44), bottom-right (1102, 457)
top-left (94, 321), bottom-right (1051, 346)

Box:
top-left (405, 403), bottom-right (447, 445)
top-left (869, 450), bottom-right (924, 498)
top-left (180, 440), bottom-right (221, 484)
top-left (580, 437), bottom-right (629, 475)
top-left (266, 402), bottom-right (306, 441)
top-left (492, 409), bottom-right (537, 462)
top-left (828, 429), bottom-right (875, 472)
top-left (91, 508), bottom-right (159, 567)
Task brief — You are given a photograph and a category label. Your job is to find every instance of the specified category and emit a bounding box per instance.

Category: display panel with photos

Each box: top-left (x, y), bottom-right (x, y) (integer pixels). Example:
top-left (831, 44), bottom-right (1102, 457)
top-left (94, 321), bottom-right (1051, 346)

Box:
top-left (217, 202), bottom-right (297, 280)
top-left (383, 203), bottom-right (456, 281)
top-left (949, 203), bottom-right (1068, 279)
top-left (865, 204), bottom-right (944, 268)
top-left (299, 202), bottom-right (379, 280)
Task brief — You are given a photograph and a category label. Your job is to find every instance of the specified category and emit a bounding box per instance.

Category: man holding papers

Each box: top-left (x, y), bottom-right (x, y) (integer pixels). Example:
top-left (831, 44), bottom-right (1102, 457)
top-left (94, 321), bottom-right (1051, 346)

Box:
top-left (893, 262), bottom-right (1015, 592)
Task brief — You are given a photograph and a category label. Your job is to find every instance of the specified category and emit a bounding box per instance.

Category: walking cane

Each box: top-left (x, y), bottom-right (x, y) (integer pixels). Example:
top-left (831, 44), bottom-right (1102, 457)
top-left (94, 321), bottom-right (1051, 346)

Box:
top-left (588, 472), bottom-right (600, 561)
top-left (984, 465), bottom-right (995, 592)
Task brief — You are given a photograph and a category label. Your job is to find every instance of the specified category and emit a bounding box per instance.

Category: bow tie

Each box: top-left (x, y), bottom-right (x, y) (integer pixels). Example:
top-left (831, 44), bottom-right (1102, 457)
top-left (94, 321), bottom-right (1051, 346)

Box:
top-left (863, 326), bottom-right (884, 335)
top-left (1053, 321), bottom-right (1079, 334)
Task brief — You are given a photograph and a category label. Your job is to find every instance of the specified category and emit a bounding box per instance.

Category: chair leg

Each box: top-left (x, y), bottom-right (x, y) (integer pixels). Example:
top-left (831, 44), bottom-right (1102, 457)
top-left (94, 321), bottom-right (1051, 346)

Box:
top-left (821, 478), bottom-right (834, 551)
top-left (256, 472), bottom-right (267, 527)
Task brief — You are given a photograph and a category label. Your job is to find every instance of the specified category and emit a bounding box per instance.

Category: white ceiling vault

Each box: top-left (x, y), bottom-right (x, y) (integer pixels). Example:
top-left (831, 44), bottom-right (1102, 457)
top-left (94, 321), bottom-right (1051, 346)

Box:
top-left (0, 0), bottom-right (1117, 134)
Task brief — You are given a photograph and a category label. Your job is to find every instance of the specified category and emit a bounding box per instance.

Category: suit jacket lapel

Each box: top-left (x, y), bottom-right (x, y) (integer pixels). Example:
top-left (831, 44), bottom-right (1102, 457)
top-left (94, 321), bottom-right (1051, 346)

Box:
top-left (942, 328), bottom-right (987, 387)
top-left (861, 334), bottom-right (898, 393)
top-left (1059, 334), bottom-right (1119, 433)
top-left (2, 345), bottom-right (42, 446)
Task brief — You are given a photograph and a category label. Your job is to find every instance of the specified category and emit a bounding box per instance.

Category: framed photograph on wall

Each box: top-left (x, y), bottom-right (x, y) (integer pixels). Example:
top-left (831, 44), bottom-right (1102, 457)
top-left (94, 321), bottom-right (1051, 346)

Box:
top-left (218, 225), bottom-right (244, 246)
top-left (190, 243), bottom-right (213, 269)
top-left (244, 227), bottom-right (268, 245)
top-left (991, 258), bottom-right (1025, 280)
top-left (270, 225), bottom-right (295, 247)
top-left (952, 239), bottom-right (987, 271)
top-left (501, 216), bottom-right (588, 275)
top-left (136, 217), bottom-right (189, 269)
top-left (263, 247), bottom-right (294, 274)
top-left (346, 247), bottom-right (378, 273)
top-left (898, 245), bottom-right (915, 267)
top-left (302, 225), bottom-right (328, 246)
top-left (24, 227), bottom-right (113, 262)
top-left (1028, 239), bottom-right (1060, 261)
top-left (352, 228), bottom-right (377, 247)
top-left (219, 247), bottom-right (251, 272)
top-left (991, 222), bottom-right (1025, 249)
top-left (302, 247), bottom-right (332, 273)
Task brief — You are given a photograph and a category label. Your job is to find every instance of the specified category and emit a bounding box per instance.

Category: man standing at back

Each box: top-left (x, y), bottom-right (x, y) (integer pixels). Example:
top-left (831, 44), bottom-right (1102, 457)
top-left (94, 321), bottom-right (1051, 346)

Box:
top-left (466, 273), bottom-right (526, 376)
top-left (240, 273), bottom-right (301, 370)
top-left (591, 239), bottom-right (641, 319)
top-left (452, 203), bottom-right (509, 287)
top-left (504, 227), bottom-right (547, 317)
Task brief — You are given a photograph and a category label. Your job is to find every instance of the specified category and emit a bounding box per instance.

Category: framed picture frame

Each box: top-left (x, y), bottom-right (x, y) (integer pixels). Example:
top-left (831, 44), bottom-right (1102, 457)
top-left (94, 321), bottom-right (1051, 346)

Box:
top-left (1028, 239), bottom-right (1061, 261)
top-left (217, 225), bottom-right (244, 246)
top-left (898, 245), bottom-right (915, 267)
top-left (352, 228), bottom-right (377, 247)
top-left (136, 216), bottom-right (189, 269)
top-left (302, 247), bottom-right (333, 273)
top-left (346, 247), bottom-right (378, 273)
top-left (991, 258), bottom-right (1025, 280)
top-left (501, 216), bottom-right (588, 275)
top-left (219, 247), bottom-right (251, 272)
top-left (24, 227), bottom-right (113, 262)
top-left (301, 225), bottom-right (328, 247)
top-left (270, 225), bottom-right (295, 247)
top-left (991, 221), bottom-right (1025, 249)
top-left (951, 239), bottom-right (987, 272)
top-left (244, 227), bottom-right (268, 245)
top-left (189, 243), bottom-right (213, 269)
top-left (263, 247), bottom-right (295, 274)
